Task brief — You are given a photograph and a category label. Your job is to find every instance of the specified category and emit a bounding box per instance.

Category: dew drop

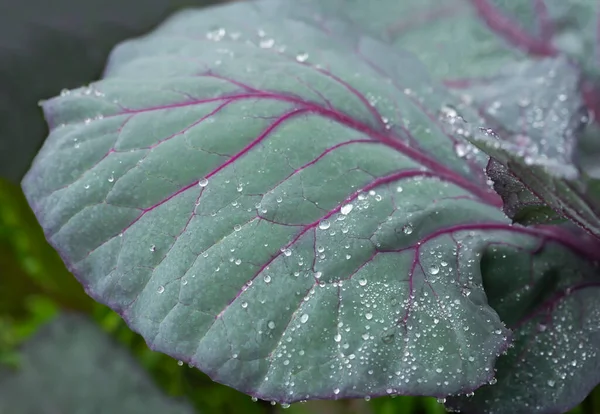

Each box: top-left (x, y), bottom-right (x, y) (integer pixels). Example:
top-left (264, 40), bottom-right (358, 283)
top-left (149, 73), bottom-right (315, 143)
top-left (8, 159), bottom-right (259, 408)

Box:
top-left (241, 301), bottom-right (248, 309)
top-left (157, 285), bottom-right (165, 294)
top-left (300, 314), bottom-right (309, 323)
top-left (365, 312), bottom-right (373, 320)
top-left (296, 52), bottom-right (309, 62)
top-left (198, 178), bottom-right (209, 187)
top-left (150, 245), bottom-right (156, 252)
top-left (234, 224), bottom-right (242, 232)
top-left (268, 321), bottom-right (276, 329)
top-left (359, 279), bottom-right (368, 286)
top-left (334, 334), bottom-right (342, 342)
top-left (264, 275), bottom-right (272, 284)
top-left (259, 38), bottom-right (274, 48)
top-left (107, 175), bottom-right (114, 183)
top-left (340, 204), bottom-right (353, 215)
top-left (319, 220), bottom-right (331, 230)
top-left (402, 225), bottom-right (413, 234)
top-left (333, 388), bottom-right (340, 395)
top-left (429, 265), bottom-right (440, 275)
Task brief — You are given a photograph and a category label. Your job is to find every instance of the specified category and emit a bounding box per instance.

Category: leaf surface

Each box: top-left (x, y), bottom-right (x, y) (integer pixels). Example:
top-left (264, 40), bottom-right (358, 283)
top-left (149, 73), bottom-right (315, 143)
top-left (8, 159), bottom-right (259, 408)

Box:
top-left (457, 57), bottom-right (600, 238)
top-left (0, 313), bottom-right (194, 414)
top-left (21, 0), bottom-right (600, 405)
top-left (447, 234), bottom-right (600, 414)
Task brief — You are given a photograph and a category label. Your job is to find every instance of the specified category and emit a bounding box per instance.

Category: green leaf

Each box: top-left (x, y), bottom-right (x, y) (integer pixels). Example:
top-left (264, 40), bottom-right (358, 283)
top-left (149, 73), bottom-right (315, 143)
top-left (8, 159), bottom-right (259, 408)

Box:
top-left (486, 159), bottom-right (564, 226)
top-left (447, 238), bottom-right (600, 414)
top-left (0, 313), bottom-right (195, 414)
top-left (21, 0), bottom-right (600, 406)
top-left (455, 57), bottom-right (600, 238)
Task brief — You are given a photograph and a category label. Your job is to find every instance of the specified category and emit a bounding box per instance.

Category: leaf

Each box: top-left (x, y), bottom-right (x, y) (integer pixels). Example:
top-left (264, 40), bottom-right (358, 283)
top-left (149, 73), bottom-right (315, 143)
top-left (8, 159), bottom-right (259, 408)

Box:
top-left (306, 0), bottom-right (600, 120)
top-left (0, 0), bottom-right (225, 183)
top-left (455, 57), bottom-right (600, 238)
top-left (0, 313), bottom-right (194, 414)
top-left (20, 0), bottom-right (600, 405)
top-left (447, 234), bottom-right (600, 414)
top-left (485, 159), bottom-right (564, 226)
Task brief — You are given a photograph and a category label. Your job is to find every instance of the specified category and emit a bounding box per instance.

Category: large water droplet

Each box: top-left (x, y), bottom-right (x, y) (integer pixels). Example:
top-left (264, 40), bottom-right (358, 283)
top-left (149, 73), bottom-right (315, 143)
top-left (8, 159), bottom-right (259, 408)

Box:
top-left (300, 314), bottom-right (309, 323)
top-left (157, 285), bottom-right (165, 294)
top-left (319, 220), bottom-right (331, 230)
top-left (340, 204), bottom-right (353, 215)
top-left (198, 178), bottom-right (209, 187)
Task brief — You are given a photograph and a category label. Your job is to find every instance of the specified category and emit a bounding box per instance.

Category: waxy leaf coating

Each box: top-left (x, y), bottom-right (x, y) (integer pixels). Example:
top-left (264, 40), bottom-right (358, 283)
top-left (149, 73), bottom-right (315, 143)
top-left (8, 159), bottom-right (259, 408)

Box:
top-left (21, 0), bottom-right (600, 409)
top-left (461, 57), bottom-right (600, 239)
top-left (448, 237), bottom-right (600, 414)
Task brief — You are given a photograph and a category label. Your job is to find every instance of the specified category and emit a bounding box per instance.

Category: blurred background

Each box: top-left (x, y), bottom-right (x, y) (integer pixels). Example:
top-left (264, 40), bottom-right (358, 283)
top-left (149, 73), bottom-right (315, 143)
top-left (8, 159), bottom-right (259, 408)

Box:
top-left (0, 0), bottom-right (599, 413)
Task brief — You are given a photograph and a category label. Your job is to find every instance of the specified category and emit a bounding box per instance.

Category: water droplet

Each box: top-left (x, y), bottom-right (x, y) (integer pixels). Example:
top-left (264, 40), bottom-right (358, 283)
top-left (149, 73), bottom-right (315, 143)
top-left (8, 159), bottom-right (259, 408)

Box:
top-left (268, 321), bottom-right (276, 329)
top-left (259, 38), bottom-right (274, 48)
top-left (402, 225), bottom-right (413, 234)
top-left (157, 285), bottom-right (165, 294)
top-left (300, 314), bottom-right (309, 323)
top-left (429, 265), bottom-right (440, 275)
top-left (296, 52), bottom-right (309, 62)
top-left (455, 143), bottom-right (468, 158)
top-left (107, 175), bottom-right (114, 183)
top-left (365, 312), bottom-right (373, 320)
top-left (241, 301), bottom-right (248, 309)
top-left (150, 245), bottom-right (156, 252)
top-left (333, 388), bottom-right (340, 395)
top-left (340, 204), bottom-right (353, 215)
top-left (358, 279), bottom-right (367, 286)
top-left (264, 275), bottom-right (272, 284)
top-left (234, 224), bottom-right (242, 232)
top-left (547, 379), bottom-right (555, 387)
top-left (319, 220), bottom-right (331, 230)
top-left (334, 334), bottom-right (342, 342)
top-left (198, 178), bottom-right (209, 187)
top-left (177, 360), bottom-right (183, 366)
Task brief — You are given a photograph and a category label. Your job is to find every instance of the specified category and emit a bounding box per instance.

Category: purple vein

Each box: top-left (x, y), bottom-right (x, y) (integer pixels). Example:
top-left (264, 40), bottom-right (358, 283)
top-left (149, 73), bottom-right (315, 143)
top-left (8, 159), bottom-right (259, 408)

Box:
top-left (468, 0), bottom-right (557, 56)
